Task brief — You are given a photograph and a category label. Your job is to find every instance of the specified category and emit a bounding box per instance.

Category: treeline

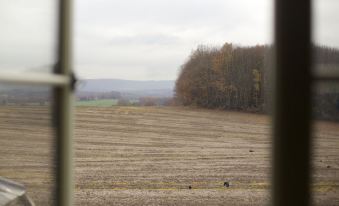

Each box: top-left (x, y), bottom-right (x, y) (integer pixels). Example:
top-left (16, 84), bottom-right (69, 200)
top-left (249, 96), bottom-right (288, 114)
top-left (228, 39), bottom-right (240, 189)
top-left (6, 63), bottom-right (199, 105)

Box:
top-left (117, 97), bottom-right (174, 107)
top-left (0, 89), bottom-right (50, 106)
top-left (175, 43), bottom-right (339, 120)
top-left (76, 91), bottom-right (121, 101)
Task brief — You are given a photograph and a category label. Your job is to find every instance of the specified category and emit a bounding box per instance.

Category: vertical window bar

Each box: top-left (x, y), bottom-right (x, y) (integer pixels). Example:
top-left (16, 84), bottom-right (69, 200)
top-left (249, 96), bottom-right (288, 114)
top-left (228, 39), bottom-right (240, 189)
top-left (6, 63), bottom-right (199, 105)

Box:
top-left (273, 0), bottom-right (312, 205)
top-left (54, 0), bottom-right (74, 205)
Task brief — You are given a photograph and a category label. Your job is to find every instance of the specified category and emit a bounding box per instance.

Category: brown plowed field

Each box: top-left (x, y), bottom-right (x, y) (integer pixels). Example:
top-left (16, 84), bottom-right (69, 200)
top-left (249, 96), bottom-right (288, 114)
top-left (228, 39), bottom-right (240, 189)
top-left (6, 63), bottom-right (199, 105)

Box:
top-left (0, 106), bottom-right (338, 205)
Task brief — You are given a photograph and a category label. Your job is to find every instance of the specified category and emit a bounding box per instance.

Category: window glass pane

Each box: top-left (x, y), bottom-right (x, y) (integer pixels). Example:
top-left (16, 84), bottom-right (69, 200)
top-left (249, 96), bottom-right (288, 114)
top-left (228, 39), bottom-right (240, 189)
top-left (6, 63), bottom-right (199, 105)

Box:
top-left (74, 0), bottom-right (273, 205)
top-left (0, 84), bottom-right (56, 205)
top-left (74, 107), bottom-right (272, 205)
top-left (313, 0), bottom-right (339, 74)
top-left (312, 82), bottom-right (339, 205)
top-left (0, 0), bottom-right (57, 73)
top-left (313, 1), bottom-right (339, 204)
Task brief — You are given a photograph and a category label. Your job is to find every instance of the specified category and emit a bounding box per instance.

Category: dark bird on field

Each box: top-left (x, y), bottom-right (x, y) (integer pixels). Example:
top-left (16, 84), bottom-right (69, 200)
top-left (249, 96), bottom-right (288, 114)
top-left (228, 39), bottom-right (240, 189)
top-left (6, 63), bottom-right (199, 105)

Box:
top-left (224, 182), bottom-right (230, 187)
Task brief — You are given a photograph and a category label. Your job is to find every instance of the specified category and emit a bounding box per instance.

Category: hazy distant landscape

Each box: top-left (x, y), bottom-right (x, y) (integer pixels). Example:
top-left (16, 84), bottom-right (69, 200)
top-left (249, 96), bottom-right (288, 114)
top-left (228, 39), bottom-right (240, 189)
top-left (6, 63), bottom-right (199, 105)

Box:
top-left (0, 79), bottom-right (175, 108)
top-left (73, 79), bottom-right (175, 107)
top-left (77, 79), bottom-right (174, 94)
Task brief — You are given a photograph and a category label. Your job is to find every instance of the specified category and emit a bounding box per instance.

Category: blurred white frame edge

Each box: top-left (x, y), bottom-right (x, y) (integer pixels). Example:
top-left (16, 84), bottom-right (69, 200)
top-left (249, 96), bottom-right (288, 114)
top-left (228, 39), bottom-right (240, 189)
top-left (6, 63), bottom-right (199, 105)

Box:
top-left (0, 177), bottom-right (35, 206)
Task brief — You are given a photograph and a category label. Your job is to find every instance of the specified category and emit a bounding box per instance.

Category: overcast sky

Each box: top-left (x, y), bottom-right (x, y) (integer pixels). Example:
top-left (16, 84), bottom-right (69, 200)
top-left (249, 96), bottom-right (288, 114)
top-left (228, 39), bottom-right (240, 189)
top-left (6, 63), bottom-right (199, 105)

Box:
top-left (0, 0), bottom-right (338, 80)
top-left (74, 0), bottom-right (273, 80)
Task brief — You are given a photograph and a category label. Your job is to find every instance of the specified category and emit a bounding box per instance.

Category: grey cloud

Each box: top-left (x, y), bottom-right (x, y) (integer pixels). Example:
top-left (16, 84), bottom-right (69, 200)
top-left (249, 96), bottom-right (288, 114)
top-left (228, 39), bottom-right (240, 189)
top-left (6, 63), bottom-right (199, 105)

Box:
top-left (0, 0), bottom-right (57, 72)
top-left (74, 0), bottom-right (273, 80)
top-left (108, 34), bottom-right (180, 45)
top-left (314, 0), bottom-right (339, 47)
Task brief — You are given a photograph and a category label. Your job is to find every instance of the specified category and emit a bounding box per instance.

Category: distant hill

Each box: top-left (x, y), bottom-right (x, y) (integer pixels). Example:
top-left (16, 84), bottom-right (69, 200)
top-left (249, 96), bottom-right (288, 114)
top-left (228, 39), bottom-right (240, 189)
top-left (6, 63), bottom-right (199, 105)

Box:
top-left (77, 79), bottom-right (175, 97)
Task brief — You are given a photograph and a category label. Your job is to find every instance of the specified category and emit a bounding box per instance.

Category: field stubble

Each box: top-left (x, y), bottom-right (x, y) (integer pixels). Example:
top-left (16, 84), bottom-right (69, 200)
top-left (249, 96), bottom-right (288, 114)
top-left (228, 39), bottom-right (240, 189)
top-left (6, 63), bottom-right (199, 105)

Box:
top-left (0, 106), bottom-right (338, 205)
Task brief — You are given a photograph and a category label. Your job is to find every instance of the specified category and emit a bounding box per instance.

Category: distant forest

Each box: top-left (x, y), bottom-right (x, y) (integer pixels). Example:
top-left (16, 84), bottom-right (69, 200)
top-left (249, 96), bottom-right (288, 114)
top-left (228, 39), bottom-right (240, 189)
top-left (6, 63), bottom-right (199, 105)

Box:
top-left (175, 43), bottom-right (339, 120)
